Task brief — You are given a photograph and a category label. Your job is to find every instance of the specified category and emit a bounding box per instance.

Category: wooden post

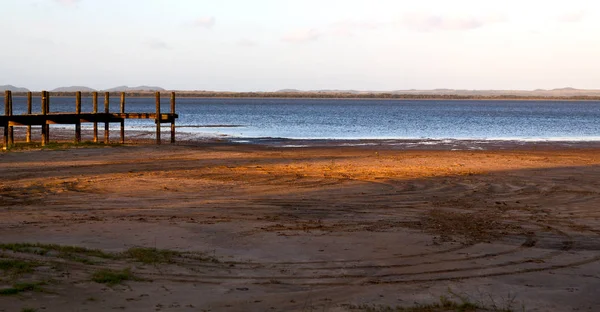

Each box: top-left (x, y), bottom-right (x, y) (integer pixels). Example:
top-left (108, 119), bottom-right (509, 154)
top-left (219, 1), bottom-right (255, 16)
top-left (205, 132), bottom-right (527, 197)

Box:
top-left (104, 92), bottom-right (110, 144)
top-left (155, 91), bottom-right (161, 145)
top-left (170, 92), bottom-right (176, 144)
top-left (120, 92), bottom-right (125, 144)
top-left (3, 91), bottom-right (8, 148)
top-left (75, 91), bottom-right (81, 143)
top-left (7, 91), bottom-right (14, 146)
top-left (45, 91), bottom-right (50, 143)
top-left (41, 91), bottom-right (47, 146)
top-left (92, 91), bottom-right (98, 143)
top-left (26, 92), bottom-right (32, 143)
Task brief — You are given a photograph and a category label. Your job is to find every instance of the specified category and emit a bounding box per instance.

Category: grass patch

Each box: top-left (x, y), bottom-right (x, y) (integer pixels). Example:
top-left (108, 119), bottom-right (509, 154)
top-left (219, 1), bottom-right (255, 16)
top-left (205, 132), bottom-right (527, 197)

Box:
top-left (91, 268), bottom-right (137, 286)
top-left (0, 282), bottom-right (45, 296)
top-left (0, 259), bottom-right (39, 276)
top-left (0, 243), bottom-right (219, 266)
top-left (348, 294), bottom-right (520, 312)
top-left (123, 247), bottom-right (181, 264)
top-left (122, 247), bottom-right (219, 264)
top-left (348, 296), bottom-right (482, 312)
top-left (0, 243), bottom-right (116, 264)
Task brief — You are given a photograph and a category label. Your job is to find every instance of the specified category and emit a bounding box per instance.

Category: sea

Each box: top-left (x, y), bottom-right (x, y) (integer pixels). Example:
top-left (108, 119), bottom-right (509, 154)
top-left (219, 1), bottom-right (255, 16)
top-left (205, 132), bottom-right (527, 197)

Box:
top-left (3, 96), bottom-right (600, 148)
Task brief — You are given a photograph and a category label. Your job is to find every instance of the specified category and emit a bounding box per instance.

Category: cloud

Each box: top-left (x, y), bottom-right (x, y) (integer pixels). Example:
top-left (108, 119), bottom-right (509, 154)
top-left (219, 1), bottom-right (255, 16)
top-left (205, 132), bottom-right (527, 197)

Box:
top-left (281, 29), bottom-right (320, 43)
top-left (237, 39), bottom-right (258, 47)
top-left (53, 0), bottom-right (81, 6)
top-left (191, 16), bottom-right (216, 28)
top-left (145, 40), bottom-right (171, 50)
top-left (557, 11), bottom-right (585, 23)
top-left (401, 13), bottom-right (505, 32)
top-left (330, 20), bottom-right (383, 37)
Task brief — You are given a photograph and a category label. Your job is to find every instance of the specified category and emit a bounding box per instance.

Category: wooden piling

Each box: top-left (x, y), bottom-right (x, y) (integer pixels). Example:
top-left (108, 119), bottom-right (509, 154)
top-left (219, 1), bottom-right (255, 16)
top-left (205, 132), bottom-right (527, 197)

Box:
top-left (26, 92), bottom-right (32, 143)
top-left (75, 91), bottom-right (81, 143)
top-left (3, 91), bottom-right (8, 148)
top-left (92, 92), bottom-right (98, 143)
top-left (155, 91), bottom-right (161, 145)
top-left (7, 91), bottom-right (14, 146)
top-left (41, 91), bottom-right (47, 146)
top-left (170, 92), bottom-right (176, 143)
top-left (45, 91), bottom-right (50, 143)
top-left (120, 92), bottom-right (125, 144)
top-left (104, 92), bottom-right (110, 144)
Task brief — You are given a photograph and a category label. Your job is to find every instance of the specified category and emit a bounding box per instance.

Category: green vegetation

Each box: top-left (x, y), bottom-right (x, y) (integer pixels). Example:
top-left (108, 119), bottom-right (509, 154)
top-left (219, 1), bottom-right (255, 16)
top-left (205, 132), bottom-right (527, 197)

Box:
top-left (348, 292), bottom-right (522, 312)
top-left (0, 282), bottom-right (45, 296)
top-left (0, 243), bottom-right (116, 264)
top-left (123, 247), bottom-right (181, 264)
top-left (0, 259), bottom-right (39, 276)
top-left (0, 243), bottom-right (219, 265)
top-left (351, 296), bottom-right (479, 312)
top-left (91, 268), bottom-right (137, 286)
top-left (122, 247), bottom-right (219, 264)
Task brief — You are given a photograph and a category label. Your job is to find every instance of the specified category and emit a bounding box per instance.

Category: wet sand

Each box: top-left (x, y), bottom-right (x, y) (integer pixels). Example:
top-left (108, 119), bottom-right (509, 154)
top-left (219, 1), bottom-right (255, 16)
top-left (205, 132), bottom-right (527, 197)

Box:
top-left (1, 141), bottom-right (600, 311)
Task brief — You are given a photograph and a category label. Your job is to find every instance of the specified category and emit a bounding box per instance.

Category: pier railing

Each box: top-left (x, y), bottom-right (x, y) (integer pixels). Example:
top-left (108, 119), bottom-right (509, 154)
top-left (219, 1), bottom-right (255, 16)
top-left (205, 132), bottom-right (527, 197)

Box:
top-left (1, 90), bottom-right (178, 149)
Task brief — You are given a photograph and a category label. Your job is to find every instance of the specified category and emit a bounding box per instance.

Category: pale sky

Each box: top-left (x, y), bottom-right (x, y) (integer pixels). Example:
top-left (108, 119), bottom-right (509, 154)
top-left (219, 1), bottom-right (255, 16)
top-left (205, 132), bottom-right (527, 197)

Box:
top-left (2, 0), bottom-right (600, 91)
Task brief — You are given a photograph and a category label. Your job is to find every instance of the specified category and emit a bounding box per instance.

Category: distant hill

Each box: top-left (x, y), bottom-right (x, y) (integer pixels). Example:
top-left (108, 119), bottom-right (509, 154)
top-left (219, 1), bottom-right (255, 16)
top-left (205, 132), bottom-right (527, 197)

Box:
top-left (51, 86), bottom-right (96, 92)
top-left (271, 87), bottom-right (600, 97)
top-left (104, 86), bottom-right (165, 92)
top-left (385, 88), bottom-right (600, 97)
top-left (1, 84), bottom-right (30, 92)
top-left (5, 85), bottom-right (600, 99)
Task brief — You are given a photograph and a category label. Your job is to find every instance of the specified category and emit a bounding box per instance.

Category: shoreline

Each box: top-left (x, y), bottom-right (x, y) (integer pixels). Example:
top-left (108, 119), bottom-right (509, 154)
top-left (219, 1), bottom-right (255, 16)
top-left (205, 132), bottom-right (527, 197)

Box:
top-left (5, 126), bottom-right (600, 151)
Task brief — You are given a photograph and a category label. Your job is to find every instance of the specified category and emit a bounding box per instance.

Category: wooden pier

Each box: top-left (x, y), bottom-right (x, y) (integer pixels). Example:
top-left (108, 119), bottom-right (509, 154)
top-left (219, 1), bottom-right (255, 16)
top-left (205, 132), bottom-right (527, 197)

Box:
top-left (1, 90), bottom-right (178, 149)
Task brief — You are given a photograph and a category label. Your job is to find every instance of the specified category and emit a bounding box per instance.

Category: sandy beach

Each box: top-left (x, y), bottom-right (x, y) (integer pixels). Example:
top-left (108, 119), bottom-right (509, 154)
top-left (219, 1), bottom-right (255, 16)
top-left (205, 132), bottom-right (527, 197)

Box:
top-left (1, 141), bottom-right (600, 311)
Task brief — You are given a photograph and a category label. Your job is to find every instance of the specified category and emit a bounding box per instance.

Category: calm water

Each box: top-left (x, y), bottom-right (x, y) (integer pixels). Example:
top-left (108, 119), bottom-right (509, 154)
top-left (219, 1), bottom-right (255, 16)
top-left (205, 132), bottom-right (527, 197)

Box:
top-left (2, 96), bottom-right (600, 141)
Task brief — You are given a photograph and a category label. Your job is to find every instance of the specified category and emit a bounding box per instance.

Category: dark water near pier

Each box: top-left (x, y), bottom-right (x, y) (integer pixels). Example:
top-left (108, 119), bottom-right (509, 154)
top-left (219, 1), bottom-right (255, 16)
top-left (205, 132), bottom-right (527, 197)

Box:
top-left (3, 97), bottom-right (600, 142)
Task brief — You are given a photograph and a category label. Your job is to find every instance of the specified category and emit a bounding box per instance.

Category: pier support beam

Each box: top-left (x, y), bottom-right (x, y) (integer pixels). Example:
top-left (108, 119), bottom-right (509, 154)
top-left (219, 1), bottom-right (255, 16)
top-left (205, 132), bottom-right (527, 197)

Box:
top-left (75, 91), bottom-right (81, 143)
top-left (93, 92), bottom-right (98, 143)
top-left (170, 92), bottom-right (176, 144)
top-left (104, 92), bottom-right (110, 144)
top-left (26, 92), bottom-right (32, 143)
top-left (7, 91), bottom-right (14, 146)
top-left (120, 92), bottom-right (125, 144)
top-left (3, 91), bottom-right (8, 149)
top-left (155, 91), bottom-right (161, 145)
top-left (41, 91), bottom-right (47, 146)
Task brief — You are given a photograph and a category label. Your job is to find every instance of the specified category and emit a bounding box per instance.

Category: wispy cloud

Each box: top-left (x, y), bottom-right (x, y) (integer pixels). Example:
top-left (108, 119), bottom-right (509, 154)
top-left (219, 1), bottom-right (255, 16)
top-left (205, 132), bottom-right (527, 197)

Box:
top-left (281, 28), bottom-right (320, 43)
top-left (401, 13), bottom-right (505, 32)
top-left (330, 20), bottom-right (383, 37)
top-left (237, 39), bottom-right (258, 47)
top-left (189, 16), bottom-right (216, 28)
top-left (145, 40), bottom-right (171, 50)
top-left (53, 0), bottom-right (81, 6)
top-left (557, 11), bottom-right (585, 23)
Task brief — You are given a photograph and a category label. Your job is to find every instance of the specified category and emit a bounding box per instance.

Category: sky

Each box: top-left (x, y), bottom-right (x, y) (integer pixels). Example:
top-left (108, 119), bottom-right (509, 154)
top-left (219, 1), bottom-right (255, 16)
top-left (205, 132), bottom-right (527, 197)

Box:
top-left (2, 0), bottom-right (600, 91)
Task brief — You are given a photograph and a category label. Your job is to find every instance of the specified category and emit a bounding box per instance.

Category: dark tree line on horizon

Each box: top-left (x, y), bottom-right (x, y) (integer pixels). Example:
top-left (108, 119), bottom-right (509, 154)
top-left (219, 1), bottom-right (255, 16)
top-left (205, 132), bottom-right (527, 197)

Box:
top-left (5, 91), bottom-right (600, 101)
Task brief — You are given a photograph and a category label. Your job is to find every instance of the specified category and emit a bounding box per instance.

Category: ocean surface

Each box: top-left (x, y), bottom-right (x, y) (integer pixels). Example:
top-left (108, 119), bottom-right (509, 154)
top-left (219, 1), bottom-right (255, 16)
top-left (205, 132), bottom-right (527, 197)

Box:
top-left (2, 96), bottom-right (600, 143)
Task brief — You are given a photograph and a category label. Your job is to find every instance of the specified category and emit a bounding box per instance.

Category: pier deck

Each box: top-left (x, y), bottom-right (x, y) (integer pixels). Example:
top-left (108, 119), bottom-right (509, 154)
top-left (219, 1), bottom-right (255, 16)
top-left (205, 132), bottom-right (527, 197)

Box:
top-left (2, 90), bottom-right (178, 148)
